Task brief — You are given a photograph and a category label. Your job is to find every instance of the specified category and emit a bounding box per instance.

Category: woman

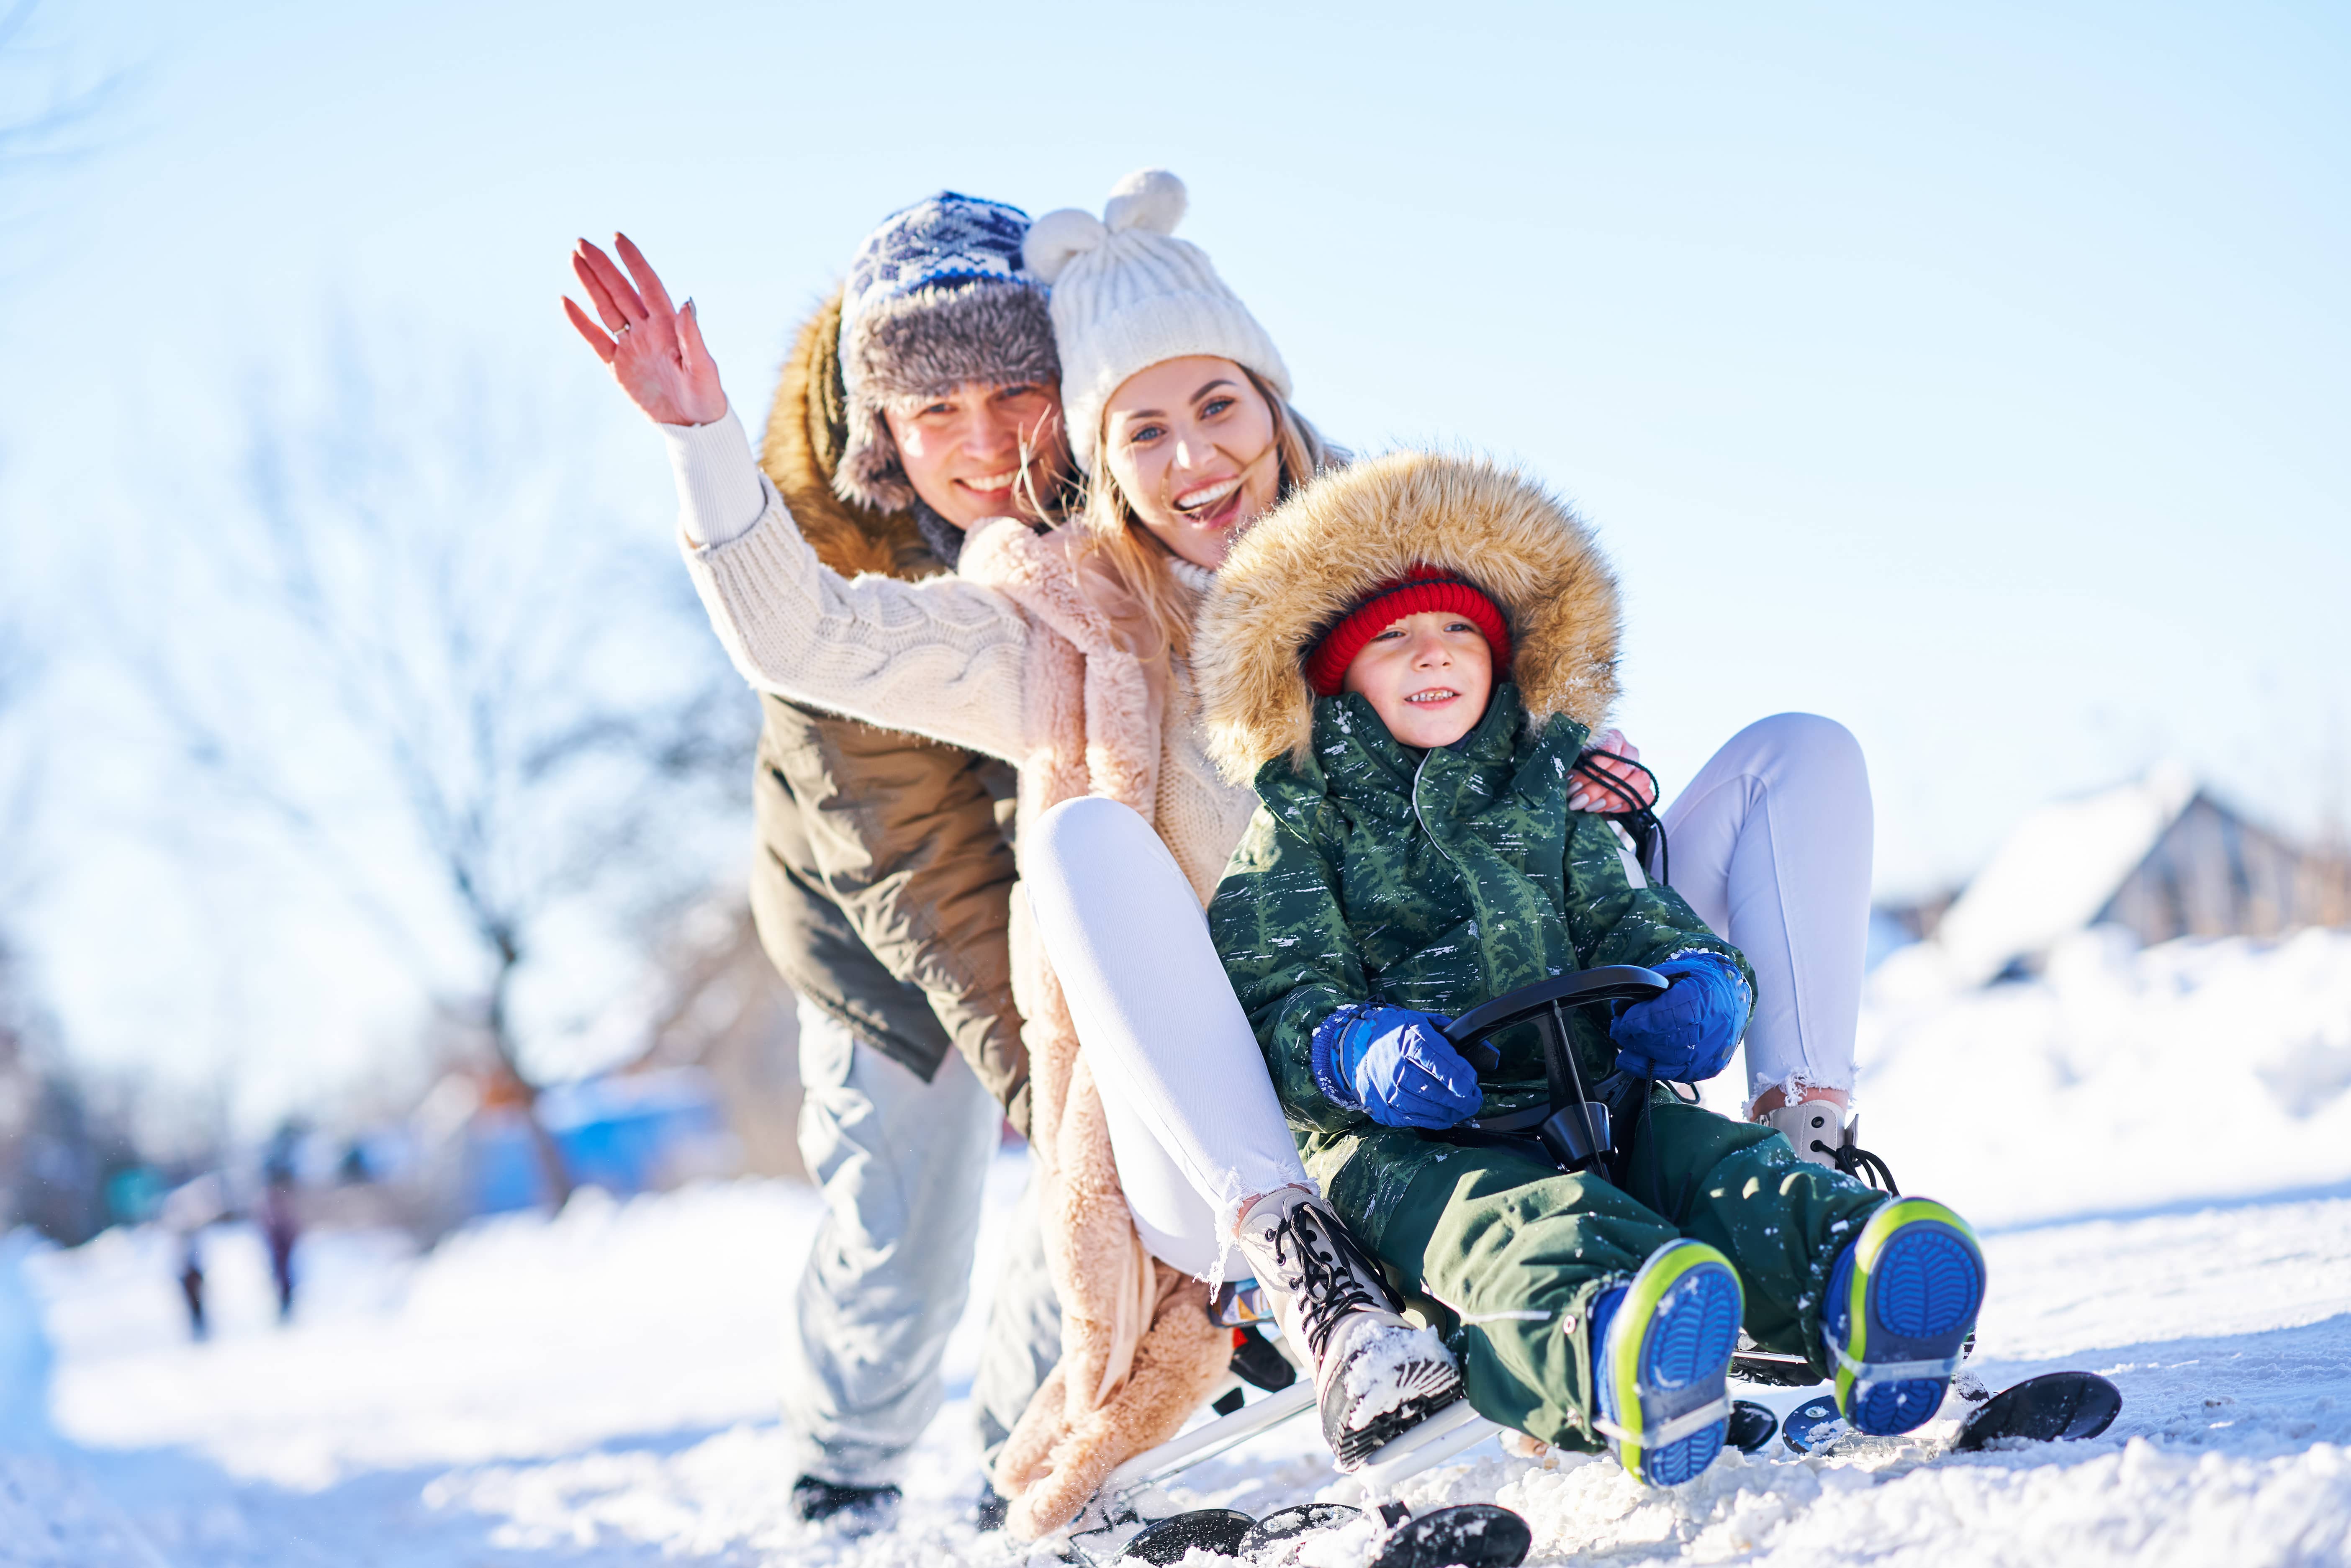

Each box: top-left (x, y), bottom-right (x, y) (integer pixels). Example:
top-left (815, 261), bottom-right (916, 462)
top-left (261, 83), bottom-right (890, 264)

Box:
top-left (568, 168), bottom-right (1877, 1533)
top-left (570, 170), bottom-right (1461, 1538)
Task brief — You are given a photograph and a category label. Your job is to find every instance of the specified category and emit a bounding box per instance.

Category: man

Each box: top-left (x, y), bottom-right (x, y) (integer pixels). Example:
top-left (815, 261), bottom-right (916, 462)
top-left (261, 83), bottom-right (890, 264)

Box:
top-left (684, 193), bottom-right (1066, 1529)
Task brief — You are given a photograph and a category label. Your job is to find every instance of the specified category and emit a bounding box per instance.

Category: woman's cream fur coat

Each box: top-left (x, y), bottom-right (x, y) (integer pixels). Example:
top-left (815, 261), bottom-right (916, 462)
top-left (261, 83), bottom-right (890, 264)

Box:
top-left (679, 455), bottom-right (1248, 1538)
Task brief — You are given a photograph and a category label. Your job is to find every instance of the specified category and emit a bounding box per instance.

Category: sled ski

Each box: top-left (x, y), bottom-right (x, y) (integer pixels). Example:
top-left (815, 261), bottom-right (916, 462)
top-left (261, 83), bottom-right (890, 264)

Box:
top-left (1781, 1369), bottom-right (2122, 1455)
top-left (1779, 1394), bottom-right (1850, 1453)
top-left (1104, 1498), bottom-right (1529, 1567)
top-left (1953, 1370), bottom-right (2122, 1450)
top-left (1113, 1506), bottom-right (1255, 1563)
top-left (1368, 1503), bottom-right (1532, 1568)
top-left (1238, 1503), bottom-right (1360, 1562)
top-left (1726, 1399), bottom-right (1780, 1453)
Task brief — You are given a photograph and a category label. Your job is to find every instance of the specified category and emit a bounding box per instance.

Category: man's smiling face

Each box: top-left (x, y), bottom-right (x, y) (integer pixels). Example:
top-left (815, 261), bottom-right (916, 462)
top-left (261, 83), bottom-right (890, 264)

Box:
top-left (884, 379), bottom-right (1067, 529)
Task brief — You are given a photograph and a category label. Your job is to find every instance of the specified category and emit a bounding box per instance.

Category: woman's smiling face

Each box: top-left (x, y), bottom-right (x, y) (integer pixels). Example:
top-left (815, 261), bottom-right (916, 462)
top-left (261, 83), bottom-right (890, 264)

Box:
top-left (1100, 356), bottom-right (1280, 569)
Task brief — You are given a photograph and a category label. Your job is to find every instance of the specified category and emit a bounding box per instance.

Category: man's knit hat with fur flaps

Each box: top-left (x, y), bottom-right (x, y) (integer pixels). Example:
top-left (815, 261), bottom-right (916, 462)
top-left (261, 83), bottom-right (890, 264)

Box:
top-left (1022, 169), bottom-right (1290, 470)
top-left (833, 191), bottom-right (1061, 513)
top-left (1196, 451), bottom-right (1624, 781)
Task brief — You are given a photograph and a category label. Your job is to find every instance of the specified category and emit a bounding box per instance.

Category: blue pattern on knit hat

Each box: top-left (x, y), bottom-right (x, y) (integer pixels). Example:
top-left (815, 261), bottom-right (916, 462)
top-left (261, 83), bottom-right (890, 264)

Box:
top-left (843, 192), bottom-right (1035, 329)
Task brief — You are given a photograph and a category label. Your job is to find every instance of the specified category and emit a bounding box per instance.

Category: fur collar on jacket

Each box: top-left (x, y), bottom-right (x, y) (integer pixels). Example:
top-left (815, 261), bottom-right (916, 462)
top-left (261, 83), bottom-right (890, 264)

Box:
top-left (1196, 450), bottom-right (1622, 781)
top-left (756, 289), bottom-right (944, 582)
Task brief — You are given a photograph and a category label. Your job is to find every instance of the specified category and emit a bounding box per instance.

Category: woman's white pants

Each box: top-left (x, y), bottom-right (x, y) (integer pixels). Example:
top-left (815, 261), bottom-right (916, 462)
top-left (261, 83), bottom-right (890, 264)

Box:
top-left (1023, 796), bottom-right (1310, 1283)
top-left (1656, 713), bottom-right (1873, 1105)
top-left (1021, 712), bottom-right (1873, 1280)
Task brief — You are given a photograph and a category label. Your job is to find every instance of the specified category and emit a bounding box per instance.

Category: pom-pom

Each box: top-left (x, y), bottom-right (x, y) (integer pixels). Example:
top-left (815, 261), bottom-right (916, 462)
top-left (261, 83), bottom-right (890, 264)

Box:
top-left (1103, 168), bottom-right (1186, 236)
top-left (1021, 206), bottom-right (1105, 284)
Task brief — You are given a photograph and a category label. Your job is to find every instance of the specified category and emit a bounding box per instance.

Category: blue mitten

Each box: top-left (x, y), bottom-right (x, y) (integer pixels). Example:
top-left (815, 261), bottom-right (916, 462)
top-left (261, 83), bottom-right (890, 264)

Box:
top-left (1610, 954), bottom-right (1751, 1082)
top-left (1310, 1005), bottom-right (1482, 1129)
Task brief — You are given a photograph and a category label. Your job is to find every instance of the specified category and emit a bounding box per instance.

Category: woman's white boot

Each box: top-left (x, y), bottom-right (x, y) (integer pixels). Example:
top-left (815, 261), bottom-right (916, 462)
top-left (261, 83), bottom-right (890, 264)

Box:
top-left (1761, 1100), bottom-right (1847, 1167)
top-left (1233, 1188), bottom-right (1462, 1466)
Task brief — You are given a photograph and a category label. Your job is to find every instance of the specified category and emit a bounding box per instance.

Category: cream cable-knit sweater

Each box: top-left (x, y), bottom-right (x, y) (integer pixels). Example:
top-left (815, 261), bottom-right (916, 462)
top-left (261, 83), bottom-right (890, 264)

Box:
top-left (664, 412), bottom-right (1257, 903)
top-left (667, 409), bottom-right (1255, 1534)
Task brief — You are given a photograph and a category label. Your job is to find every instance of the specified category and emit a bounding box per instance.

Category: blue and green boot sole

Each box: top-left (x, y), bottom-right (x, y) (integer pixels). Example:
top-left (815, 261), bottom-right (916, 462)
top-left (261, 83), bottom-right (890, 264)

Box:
top-left (1825, 1196), bottom-right (1986, 1436)
top-left (1593, 1239), bottom-right (1743, 1486)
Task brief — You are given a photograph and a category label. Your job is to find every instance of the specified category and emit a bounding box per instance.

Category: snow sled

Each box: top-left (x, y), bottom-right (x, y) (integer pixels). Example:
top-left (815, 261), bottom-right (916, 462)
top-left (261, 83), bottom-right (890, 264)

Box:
top-left (1061, 967), bottom-right (2115, 1560)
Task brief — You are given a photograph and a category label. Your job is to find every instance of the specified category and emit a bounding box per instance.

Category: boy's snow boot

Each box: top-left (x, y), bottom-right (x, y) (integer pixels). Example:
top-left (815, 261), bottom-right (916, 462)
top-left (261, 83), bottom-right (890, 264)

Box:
top-left (1588, 1239), bottom-right (1743, 1486)
top-left (1822, 1197), bottom-right (1985, 1435)
top-left (790, 1475), bottom-right (899, 1534)
top-left (1233, 1187), bottom-right (1463, 1467)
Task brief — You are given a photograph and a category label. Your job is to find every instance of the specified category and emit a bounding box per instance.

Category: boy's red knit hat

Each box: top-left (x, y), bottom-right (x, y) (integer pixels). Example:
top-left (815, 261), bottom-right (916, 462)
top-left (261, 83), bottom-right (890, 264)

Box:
top-left (1303, 567), bottom-right (1513, 697)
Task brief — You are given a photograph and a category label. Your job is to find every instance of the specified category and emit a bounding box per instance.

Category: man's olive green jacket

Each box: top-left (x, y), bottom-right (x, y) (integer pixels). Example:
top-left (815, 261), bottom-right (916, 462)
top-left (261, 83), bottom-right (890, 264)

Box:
top-left (746, 291), bottom-right (1026, 1127)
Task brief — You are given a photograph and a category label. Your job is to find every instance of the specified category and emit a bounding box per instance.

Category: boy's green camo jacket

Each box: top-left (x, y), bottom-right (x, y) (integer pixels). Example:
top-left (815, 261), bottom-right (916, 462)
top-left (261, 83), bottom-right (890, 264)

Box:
top-left (1206, 683), bottom-right (1748, 1189)
top-left (1191, 450), bottom-right (1750, 1223)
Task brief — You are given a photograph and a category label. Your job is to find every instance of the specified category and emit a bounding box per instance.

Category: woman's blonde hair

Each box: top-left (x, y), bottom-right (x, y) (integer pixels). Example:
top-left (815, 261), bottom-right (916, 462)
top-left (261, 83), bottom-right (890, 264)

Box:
top-left (1071, 365), bottom-right (1339, 656)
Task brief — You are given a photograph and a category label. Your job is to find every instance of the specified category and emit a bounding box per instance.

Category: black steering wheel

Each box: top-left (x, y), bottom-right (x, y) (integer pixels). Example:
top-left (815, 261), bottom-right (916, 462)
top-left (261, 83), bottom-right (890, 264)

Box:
top-left (1437, 964), bottom-right (1668, 1172)
top-left (1440, 966), bottom-right (1668, 1072)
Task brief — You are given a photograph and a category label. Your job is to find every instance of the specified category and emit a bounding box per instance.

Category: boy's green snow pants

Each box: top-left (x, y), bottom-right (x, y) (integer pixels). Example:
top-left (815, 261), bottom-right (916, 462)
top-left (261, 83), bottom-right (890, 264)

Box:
top-left (1331, 1100), bottom-right (1890, 1449)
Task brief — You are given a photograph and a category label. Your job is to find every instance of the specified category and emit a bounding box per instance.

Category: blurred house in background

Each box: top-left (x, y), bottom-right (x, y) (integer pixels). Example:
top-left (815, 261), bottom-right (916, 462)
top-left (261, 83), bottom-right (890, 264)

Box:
top-left (457, 1068), bottom-right (740, 1216)
top-left (371, 892), bottom-right (807, 1230)
top-left (1881, 763), bottom-right (2351, 985)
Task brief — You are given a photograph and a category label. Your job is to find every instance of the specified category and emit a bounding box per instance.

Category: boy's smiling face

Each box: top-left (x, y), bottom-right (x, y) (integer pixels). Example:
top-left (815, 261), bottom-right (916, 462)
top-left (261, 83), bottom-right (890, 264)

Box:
top-left (1341, 611), bottom-right (1495, 749)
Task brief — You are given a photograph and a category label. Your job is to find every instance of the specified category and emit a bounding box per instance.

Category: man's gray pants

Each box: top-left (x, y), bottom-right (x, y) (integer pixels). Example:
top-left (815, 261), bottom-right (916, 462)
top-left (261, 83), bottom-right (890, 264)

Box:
top-left (972, 1177), bottom-right (1061, 1470)
top-left (782, 998), bottom-right (1010, 1487)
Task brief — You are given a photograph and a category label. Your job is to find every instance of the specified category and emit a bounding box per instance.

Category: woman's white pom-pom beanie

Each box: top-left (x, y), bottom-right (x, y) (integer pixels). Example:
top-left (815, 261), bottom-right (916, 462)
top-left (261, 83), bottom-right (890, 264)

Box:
top-left (1023, 168), bottom-right (1291, 469)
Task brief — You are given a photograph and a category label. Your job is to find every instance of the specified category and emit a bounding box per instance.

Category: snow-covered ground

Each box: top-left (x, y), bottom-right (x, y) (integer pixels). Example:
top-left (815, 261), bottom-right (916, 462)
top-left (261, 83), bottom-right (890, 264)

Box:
top-left (7, 928), bottom-right (2351, 1566)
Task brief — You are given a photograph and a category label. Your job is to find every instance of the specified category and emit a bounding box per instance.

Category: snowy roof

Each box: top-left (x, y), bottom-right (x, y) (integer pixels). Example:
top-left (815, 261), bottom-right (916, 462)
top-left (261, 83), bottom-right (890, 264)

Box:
top-left (1935, 762), bottom-right (2198, 984)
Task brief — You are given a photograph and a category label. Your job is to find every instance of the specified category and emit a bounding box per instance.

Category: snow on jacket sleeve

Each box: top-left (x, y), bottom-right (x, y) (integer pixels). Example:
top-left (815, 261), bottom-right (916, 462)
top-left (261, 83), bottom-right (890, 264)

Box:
top-left (672, 447), bottom-right (1035, 767)
top-left (1208, 802), bottom-right (1379, 1139)
top-left (1556, 810), bottom-right (1755, 1002)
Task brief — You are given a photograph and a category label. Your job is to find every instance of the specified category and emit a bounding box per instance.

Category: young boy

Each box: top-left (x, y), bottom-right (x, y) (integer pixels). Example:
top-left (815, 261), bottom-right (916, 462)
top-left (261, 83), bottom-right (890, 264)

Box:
top-left (1196, 451), bottom-right (1986, 1486)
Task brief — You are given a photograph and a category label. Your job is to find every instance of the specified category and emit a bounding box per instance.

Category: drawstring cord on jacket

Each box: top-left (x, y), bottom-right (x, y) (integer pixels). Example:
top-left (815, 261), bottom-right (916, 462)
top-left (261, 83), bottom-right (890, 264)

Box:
top-left (1573, 750), bottom-right (1671, 887)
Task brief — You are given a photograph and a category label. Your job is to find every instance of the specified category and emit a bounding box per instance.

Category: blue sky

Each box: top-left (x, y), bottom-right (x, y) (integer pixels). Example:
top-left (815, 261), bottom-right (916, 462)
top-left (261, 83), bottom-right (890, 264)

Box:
top-left (3, 0), bottom-right (2346, 1118)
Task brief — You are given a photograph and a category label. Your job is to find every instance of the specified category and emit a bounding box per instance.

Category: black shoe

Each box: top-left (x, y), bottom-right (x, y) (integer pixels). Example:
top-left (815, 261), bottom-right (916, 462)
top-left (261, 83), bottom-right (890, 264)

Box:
top-left (974, 1480), bottom-right (1008, 1532)
top-left (1229, 1322), bottom-right (1299, 1392)
top-left (790, 1474), bottom-right (900, 1533)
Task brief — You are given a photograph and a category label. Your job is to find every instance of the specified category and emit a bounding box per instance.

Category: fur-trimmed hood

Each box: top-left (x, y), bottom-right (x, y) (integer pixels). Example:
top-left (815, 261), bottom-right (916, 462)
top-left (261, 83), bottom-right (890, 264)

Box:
top-left (756, 288), bottom-right (940, 581)
top-left (1195, 450), bottom-right (1621, 781)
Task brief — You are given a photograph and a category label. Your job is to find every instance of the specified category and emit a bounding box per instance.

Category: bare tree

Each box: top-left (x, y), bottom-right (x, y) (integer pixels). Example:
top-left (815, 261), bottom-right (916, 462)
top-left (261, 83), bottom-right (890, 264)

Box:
top-left (0, 0), bottom-right (143, 1240)
top-left (0, 0), bottom-right (122, 216)
top-left (0, 626), bottom-right (54, 1230)
top-left (0, 0), bottom-right (104, 894)
top-left (146, 332), bottom-right (756, 1208)
top-left (0, 622), bottom-right (35, 907)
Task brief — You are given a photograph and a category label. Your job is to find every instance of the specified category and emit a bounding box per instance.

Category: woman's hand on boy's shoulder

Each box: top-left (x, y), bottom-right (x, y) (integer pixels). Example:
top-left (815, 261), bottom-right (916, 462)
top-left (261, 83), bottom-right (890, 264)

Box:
top-left (1568, 730), bottom-right (1658, 814)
